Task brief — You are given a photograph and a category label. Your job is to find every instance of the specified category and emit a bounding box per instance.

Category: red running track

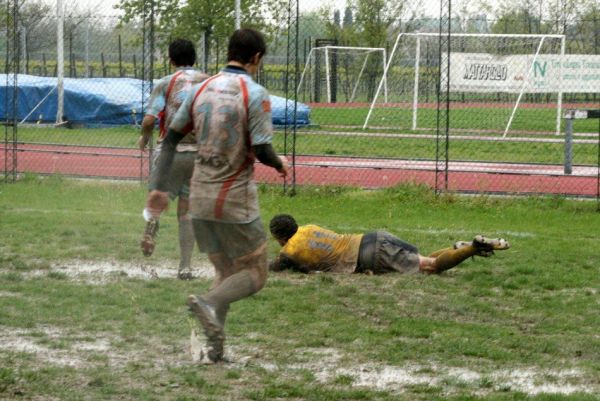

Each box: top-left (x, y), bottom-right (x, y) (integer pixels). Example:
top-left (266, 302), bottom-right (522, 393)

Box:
top-left (2, 143), bottom-right (598, 197)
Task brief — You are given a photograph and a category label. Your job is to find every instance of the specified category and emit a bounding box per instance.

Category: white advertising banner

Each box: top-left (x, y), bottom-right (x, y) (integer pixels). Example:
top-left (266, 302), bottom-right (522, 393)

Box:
top-left (446, 53), bottom-right (600, 93)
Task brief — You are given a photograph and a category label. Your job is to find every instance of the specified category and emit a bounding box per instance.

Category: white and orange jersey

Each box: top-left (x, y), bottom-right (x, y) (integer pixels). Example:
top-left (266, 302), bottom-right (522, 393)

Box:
top-left (280, 225), bottom-right (363, 273)
top-left (146, 68), bottom-right (208, 150)
top-left (170, 65), bottom-right (274, 223)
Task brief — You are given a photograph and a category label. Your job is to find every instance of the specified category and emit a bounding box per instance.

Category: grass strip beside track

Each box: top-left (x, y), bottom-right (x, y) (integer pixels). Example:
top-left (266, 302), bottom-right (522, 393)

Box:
top-left (15, 116), bottom-right (600, 166)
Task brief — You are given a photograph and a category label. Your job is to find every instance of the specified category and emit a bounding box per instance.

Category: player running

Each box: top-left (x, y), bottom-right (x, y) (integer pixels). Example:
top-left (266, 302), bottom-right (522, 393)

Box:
top-left (145, 29), bottom-right (288, 363)
top-left (139, 39), bottom-right (209, 280)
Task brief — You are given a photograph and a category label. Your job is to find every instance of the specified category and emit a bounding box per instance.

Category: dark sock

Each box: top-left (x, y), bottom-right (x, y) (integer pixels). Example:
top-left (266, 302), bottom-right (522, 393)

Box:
top-left (433, 246), bottom-right (477, 272)
top-left (428, 247), bottom-right (453, 258)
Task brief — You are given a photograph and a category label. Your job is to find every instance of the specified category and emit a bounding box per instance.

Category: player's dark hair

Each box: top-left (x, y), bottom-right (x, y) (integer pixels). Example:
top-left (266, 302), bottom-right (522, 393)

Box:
top-left (227, 28), bottom-right (267, 64)
top-left (269, 214), bottom-right (298, 242)
top-left (168, 39), bottom-right (196, 67)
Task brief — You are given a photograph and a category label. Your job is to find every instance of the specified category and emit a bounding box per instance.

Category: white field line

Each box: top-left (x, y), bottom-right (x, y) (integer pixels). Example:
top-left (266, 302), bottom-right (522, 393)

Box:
top-left (8, 207), bottom-right (141, 217)
top-left (336, 225), bottom-right (536, 238)
top-left (297, 157), bottom-right (599, 177)
top-left (300, 130), bottom-right (600, 144)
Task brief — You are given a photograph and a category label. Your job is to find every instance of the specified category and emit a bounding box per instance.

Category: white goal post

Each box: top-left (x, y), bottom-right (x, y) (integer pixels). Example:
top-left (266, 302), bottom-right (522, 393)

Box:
top-left (364, 33), bottom-right (566, 136)
top-left (297, 46), bottom-right (389, 104)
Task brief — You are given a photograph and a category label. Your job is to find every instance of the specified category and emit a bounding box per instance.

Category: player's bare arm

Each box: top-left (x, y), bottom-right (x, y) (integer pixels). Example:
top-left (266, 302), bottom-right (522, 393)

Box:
top-left (138, 81), bottom-right (166, 151)
top-left (138, 115), bottom-right (156, 151)
top-left (269, 254), bottom-right (307, 273)
top-left (145, 127), bottom-right (185, 217)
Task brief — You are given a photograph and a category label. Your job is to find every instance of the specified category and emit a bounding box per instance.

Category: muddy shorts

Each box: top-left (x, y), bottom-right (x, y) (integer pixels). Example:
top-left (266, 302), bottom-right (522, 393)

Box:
top-left (356, 231), bottom-right (420, 274)
top-left (149, 147), bottom-right (195, 199)
top-left (192, 217), bottom-right (267, 259)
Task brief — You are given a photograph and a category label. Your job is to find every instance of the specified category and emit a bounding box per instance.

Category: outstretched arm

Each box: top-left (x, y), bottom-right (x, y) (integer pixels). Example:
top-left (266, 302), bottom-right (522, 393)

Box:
top-left (269, 254), bottom-right (313, 274)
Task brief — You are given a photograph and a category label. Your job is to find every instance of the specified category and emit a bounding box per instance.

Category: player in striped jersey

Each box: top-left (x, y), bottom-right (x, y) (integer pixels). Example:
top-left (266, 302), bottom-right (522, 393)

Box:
top-left (146, 29), bottom-right (288, 363)
top-left (139, 39), bottom-right (209, 280)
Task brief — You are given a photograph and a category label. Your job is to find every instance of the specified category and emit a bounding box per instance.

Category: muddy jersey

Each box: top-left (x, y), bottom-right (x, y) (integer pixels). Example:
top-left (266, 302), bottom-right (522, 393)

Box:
top-left (280, 225), bottom-right (363, 273)
top-left (146, 67), bottom-right (209, 152)
top-left (170, 66), bottom-right (273, 223)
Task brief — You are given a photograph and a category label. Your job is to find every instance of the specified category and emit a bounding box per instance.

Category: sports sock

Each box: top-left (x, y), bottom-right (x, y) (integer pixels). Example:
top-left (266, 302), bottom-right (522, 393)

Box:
top-left (432, 245), bottom-right (477, 272)
top-left (178, 218), bottom-right (194, 270)
top-left (428, 247), bottom-right (453, 258)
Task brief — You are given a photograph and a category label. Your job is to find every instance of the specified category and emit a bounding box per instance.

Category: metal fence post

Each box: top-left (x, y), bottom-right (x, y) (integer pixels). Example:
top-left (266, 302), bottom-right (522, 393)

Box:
top-left (564, 112), bottom-right (573, 175)
top-left (284, 0), bottom-right (299, 196)
top-left (435, 0), bottom-right (451, 195)
top-left (141, 0), bottom-right (155, 182)
top-left (4, 0), bottom-right (19, 183)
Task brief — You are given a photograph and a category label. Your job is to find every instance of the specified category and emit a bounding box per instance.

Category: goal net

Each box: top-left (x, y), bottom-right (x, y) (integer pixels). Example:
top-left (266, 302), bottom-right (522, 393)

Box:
top-left (364, 33), bottom-right (566, 136)
top-left (297, 46), bottom-right (389, 105)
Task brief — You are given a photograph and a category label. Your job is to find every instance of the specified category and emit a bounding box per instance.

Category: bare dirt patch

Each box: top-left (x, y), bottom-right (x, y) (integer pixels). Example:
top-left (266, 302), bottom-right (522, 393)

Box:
top-left (254, 347), bottom-right (597, 395)
top-left (5, 261), bottom-right (598, 396)
top-left (24, 259), bottom-right (215, 284)
top-left (1, 322), bottom-right (596, 396)
top-left (0, 325), bottom-right (191, 370)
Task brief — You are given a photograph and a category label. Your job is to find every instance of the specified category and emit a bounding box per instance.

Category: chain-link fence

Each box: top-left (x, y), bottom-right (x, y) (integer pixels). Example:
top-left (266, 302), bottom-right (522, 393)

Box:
top-left (2, 0), bottom-right (599, 202)
top-left (287, 3), bottom-right (599, 199)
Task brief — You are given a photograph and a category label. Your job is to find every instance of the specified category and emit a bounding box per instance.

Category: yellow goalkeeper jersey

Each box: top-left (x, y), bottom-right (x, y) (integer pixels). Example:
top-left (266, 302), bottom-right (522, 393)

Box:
top-left (280, 225), bottom-right (363, 273)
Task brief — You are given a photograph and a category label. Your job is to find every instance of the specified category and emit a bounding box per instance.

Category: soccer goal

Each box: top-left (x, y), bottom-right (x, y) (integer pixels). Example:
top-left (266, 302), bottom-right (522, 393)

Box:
top-left (363, 33), bottom-right (566, 136)
top-left (297, 46), bottom-right (388, 104)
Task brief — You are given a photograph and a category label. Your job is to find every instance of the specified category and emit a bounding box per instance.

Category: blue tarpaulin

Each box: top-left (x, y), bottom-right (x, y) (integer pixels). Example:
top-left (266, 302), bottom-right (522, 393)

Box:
top-left (0, 74), bottom-right (310, 126)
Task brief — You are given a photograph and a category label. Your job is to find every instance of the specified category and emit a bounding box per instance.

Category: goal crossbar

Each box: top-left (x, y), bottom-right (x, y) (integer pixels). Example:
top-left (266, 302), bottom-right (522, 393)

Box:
top-left (297, 45), bottom-right (389, 103)
top-left (363, 32), bottom-right (566, 136)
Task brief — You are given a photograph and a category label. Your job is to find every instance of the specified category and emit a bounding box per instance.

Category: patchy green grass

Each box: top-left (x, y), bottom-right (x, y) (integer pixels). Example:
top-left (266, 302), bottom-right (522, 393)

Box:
top-left (0, 177), bottom-right (599, 400)
top-left (309, 106), bottom-right (599, 133)
top-left (17, 125), bottom-right (140, 148)
top-left (271, 130), bottom-right (598, 164)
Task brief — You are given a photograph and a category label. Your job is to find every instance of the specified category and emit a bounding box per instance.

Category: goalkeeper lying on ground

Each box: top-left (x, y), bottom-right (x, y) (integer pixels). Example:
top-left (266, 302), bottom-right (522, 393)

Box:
top-left (268, 214), bottom-right (509, 275)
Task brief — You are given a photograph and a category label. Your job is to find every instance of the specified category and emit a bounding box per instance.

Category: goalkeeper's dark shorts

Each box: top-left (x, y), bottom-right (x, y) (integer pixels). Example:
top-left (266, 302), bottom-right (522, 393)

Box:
top-left (149, 148), bottom-right (195, 200)
top-left (356, 231), bottom-right (420, 274)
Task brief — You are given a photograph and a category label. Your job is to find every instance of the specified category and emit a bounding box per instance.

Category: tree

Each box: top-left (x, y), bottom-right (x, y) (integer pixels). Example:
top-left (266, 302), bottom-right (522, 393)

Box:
top-left (115, 0), bottom-right (288, 70)
top-left (298, 10), bottom-right (328, 58)
top-left (490, 8), bottom-right (542, 35)
top-left (333, 9), bottom-right (341, 29)
top-left (114, 0), bottom-right (180, 36)
top-left (572, 4), bottom-right (600, 53)
top-left (352, 0), bottom-right (420, 48)
top-left (10, 0), bottom-right (53, 73)
top-left (343, 6), bottom-right (353, 28)
top-left (351, 0), bottom-right (419, 98)
top-left (0, 0), bottom-right (7, 28)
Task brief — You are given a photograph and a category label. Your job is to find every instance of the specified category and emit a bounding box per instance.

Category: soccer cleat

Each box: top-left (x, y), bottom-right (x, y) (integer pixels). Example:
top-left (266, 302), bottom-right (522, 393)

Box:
top-left (453, 240), bottom-right (494, 257)
top-left (187, 295), bottom-right (224, 362)
top-left (141, 219), bottom-right (159, 257)
top-left (453, 241), bottom-right (471, 250)
top-left (472, 235), bottom-right (510, 257)
top-left (177, 267), bottom-right (194, 281)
